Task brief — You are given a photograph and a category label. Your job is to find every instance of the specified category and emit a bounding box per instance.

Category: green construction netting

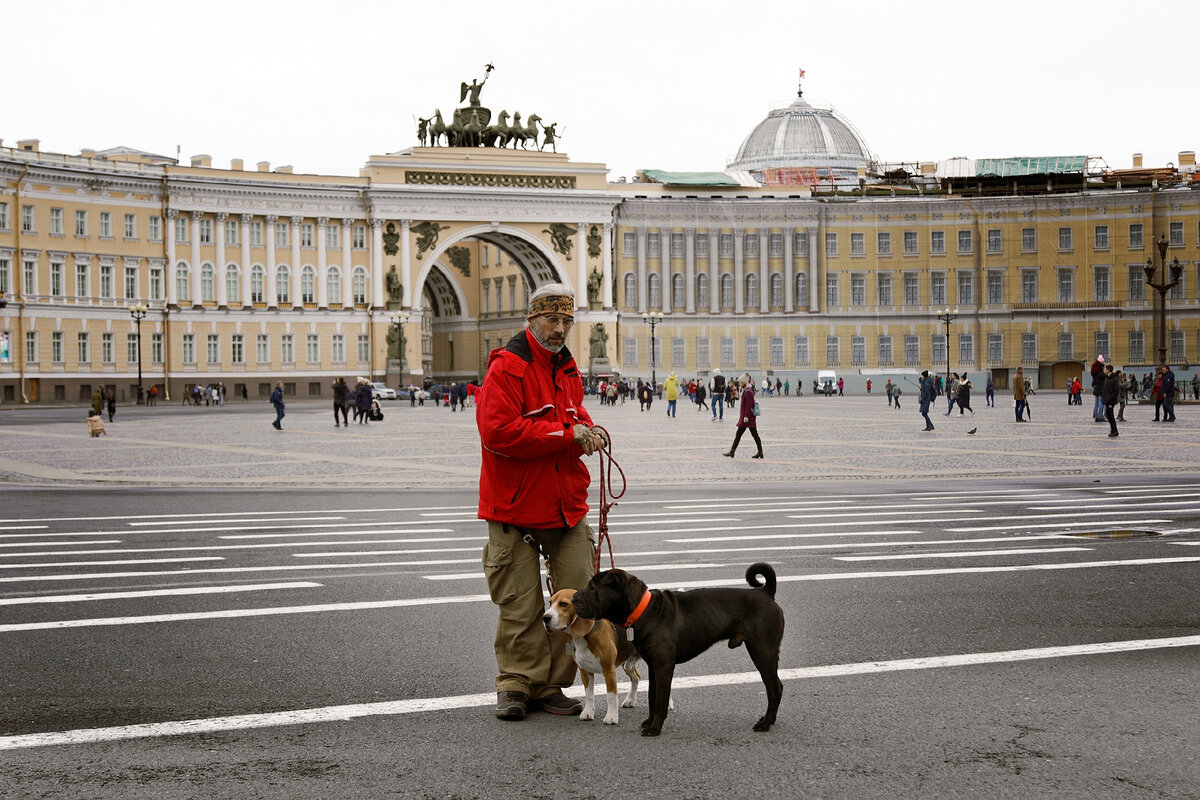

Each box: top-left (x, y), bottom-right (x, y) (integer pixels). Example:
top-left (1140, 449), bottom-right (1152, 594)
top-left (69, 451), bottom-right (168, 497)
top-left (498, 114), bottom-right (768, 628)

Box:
top-left (641, 169), bottom-right (741, 186)
top-left (974, 156), bottom-right (1088, 177)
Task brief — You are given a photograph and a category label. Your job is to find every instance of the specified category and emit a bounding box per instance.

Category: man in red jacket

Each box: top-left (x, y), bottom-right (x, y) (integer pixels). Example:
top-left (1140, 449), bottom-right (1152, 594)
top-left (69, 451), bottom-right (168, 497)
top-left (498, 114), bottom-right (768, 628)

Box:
top-left (477, 283), bottom-right (606, 721)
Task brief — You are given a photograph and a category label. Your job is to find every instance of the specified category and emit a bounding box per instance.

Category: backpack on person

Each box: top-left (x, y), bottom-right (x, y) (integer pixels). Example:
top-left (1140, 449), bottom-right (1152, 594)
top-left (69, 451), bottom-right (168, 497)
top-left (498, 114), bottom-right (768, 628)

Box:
top-left (712, 374), bottom-right (726, 395)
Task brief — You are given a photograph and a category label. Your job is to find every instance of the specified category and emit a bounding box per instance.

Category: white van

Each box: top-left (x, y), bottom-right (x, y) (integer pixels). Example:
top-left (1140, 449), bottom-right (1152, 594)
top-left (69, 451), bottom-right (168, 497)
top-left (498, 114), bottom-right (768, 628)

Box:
top-left (816, 370), bottom-right (838, 396)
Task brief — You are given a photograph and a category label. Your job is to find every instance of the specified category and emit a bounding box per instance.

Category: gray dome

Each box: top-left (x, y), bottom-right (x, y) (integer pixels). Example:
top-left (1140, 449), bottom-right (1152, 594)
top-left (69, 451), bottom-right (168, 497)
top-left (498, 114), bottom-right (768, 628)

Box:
top-left (728, 96), bottom-right (874, 178)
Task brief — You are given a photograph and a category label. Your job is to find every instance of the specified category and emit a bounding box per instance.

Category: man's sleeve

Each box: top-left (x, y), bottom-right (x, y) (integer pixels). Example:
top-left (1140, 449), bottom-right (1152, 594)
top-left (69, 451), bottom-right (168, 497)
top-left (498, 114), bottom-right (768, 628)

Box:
top-left (478, 362), bottom-right (577, 460)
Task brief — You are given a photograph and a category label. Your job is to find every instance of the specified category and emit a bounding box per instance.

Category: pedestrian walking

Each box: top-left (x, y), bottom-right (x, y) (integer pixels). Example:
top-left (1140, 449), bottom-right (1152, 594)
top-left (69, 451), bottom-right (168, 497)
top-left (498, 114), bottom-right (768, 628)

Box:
top-left (1151, 370), bottom-right (1164, 421)
top-left (886, 379), bottom-right (894, 406)
top-left (709, 369), bottom-right (725, 421)
top-left (105, 389), bottom-right (116, 422)
top-left (92, 387), bottom-right (104, 416)
top-left (723, 375), bottom-right (763, 459)
top-left (985, 374), bottom-right (995, 407)
top-left (956, 379), bottom-right (975, 415)
top-left (1090, 356), bottom-right (1106, 422)
top-left (892, 386), bottom-right (902, 409)
top-left (477, 283), bottom-right (602, 721)
top-left (918, 370), bottom-right (935, 431)
top-left (664, 372), bottom-right (680, 417)
top-left (1102, 364), bottom-right (1120, 437)
top-left (332, 377), bottom-right (349, 427)
top-left (866, 379), bottom-right (872, 394)
top-left (695, 381), bottom-right (708, 411)
top-left (269, 381), bottom-right (285, 430)
top-left (945, 372), bottom-right (959, 415)
top-left (1160, 365), bottom-right (1177, 422)
top-left (356, 379), bottom-right (373, 424)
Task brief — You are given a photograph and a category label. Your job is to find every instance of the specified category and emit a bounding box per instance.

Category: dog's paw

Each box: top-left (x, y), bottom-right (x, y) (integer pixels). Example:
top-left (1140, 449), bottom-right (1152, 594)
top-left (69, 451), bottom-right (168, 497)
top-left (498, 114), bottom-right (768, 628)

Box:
top-left (640, 717), bottom-right (653, 730)
top-left (640, 725), bottom-right (662, 737)
top-left (752, 717), bottom-right (773, 732)
top-left (621, 698), bottom-right (635, 708)
top-left (603, 711), bottom-right (619, 725)
top-left (579, 707), bottom-right (595, 722)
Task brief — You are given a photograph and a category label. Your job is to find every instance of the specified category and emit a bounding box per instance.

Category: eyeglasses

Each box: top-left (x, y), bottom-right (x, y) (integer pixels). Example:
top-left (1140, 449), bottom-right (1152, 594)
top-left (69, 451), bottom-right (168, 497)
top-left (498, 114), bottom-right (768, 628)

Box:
top-left (537, 314), bottom-right (575, 328)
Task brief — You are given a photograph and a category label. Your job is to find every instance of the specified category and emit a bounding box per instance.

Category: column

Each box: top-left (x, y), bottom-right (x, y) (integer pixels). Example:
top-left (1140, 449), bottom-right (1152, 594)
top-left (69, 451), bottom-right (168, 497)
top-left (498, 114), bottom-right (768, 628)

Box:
top-left (708, 227), bottom-right (719, 313)
top-left (316, 217), bottom-right (328, 308)
top-left (215, 212), bottom-right (228, 306)
top-left (808, 225), bottom-right (819, 313)
top-left (684, 227), bottom-right (696, 314)
top-left (370, 219), bottom-right (384, 308)
top-left (733, 227), bottom-right (745, 314)
top-left (601, 222), bottom-right (613, 309)
top-left (399, 219), bottom-right (412, 308)
top-left (290, 215), bottom-right (303, 305)
top-left (240, 214), bottom-right (252, 306)
top-left (636, 227), bottom-right (647, 313)
top-left (166, 210), bottom-right (178, 305)
top-left (659, 228), bottom-right (670, 313)
top-left (342, 218), bottom-right (355, 306)
top-left (190, 211), bottom-right (202, 306)
top-left (783, 226), bottom-right (794, 313)
top-left (265, 215), bottom-right (278, 308)
top-left (576, 222), bottom-right (588, 311)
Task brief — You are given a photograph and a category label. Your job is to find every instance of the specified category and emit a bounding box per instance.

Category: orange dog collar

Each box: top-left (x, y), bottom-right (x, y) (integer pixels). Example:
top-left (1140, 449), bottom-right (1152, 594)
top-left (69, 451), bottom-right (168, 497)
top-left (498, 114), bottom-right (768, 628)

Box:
top-left (623, 590), bottom-right (652, 628)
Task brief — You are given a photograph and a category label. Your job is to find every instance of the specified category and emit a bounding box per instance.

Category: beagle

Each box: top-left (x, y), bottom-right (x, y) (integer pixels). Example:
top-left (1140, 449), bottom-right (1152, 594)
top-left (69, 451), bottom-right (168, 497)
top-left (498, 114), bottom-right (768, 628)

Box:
top-left (543, 588), bottom-right (641, 724)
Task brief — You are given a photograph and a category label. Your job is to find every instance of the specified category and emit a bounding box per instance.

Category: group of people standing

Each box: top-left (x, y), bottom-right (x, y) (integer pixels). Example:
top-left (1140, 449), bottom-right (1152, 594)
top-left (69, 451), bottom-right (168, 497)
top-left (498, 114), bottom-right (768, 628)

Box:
top-left (330, 378), bottom-right (383, 427)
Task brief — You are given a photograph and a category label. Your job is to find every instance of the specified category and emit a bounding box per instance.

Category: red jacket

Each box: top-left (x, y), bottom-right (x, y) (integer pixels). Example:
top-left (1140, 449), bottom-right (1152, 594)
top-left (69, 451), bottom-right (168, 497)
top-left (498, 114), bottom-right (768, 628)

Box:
top-left (476, 329), bottom-right (594, 528)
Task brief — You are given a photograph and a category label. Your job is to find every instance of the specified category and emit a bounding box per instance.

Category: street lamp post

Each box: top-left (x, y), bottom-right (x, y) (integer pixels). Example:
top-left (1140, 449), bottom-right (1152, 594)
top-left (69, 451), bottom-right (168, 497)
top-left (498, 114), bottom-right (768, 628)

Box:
top-left (128, 302), bottom-right (148, 404)
top-left (935, 306), bottom-right (958, 386)
top-left (1144, 235), bottom-right (1183, 366)
top-left (387, 310), bottom-right (410, 387)
top-left (642, 311), bottom-right (663, 395)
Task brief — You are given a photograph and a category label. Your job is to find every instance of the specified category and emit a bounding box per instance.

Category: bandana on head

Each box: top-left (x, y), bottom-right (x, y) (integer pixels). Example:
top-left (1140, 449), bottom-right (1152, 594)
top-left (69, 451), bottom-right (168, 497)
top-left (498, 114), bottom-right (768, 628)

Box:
top-left (527, 293), bottom-right (575, 318)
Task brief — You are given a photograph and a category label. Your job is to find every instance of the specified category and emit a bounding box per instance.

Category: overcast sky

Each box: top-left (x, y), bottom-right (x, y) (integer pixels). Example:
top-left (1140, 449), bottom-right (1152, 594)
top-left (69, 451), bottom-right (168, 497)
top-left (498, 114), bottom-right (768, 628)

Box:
top-left (7, 0), bottom-right (1198, 182)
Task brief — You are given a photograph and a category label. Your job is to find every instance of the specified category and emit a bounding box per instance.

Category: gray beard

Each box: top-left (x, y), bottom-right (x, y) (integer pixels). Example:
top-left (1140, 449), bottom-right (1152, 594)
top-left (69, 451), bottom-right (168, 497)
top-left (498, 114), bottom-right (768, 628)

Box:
top-left (530, 329), bottom-right (565, 353)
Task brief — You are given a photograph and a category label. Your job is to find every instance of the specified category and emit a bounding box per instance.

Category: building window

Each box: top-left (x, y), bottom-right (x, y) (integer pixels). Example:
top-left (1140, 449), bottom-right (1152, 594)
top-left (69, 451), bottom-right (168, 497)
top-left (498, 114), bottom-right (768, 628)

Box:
top-left (770, 336), bottom-right (784, 367)
top-left (878, 336), bottom-right (893, 367)
top-left (1058, 227), bottom-right (1073, 252)
top-left (275, 222), bottom-right (289, 248)
top-left (250, 221), bottom-right (263, 246)
top-left (0, 202), bottom-right (7, 230)
top-left (175, 216), bottom-right (188, 243)
top-left (932, 335), bottom-right (947, 365)
top-left (352, 267), bottom-right (368, 304)
top-left (647, 273), bottom-right (661, 310)
top-left (826, 336), bottom-right (840, 366)
top-left (903, 272), bottom-right (919, 306)
top-left (50, 208), bottom-right (64, 235)
top-left (256, 334), bottom-right (269, 364)
top-left (697, 273), bottom-right (710, 310)
top-left (199, 218), bottom-right (213, 245)
top-left (1022, 228), bottom-right (1036, 252)
top-left (24, 258), bottom-right (36, 295)
top-left (745, 337), bottom-right (760, 367)
top-left (1058, 333), bottom-right (1073, 361)
top-left (225, 264), bottom-right (239, 302)
top-left (276, 266), bottom-right (290, 303)
top-left (745, 273), bottom-right (759, 309)
top-left (745, 233), bottom-right (758, 258)
top-left (251, 265), bottom-right (265, 303)
top-left (825, 233), bottom-right (838, 257)
top-left (1021, 269), bottom-right (1038, 303)
top-left (1095, 225), bottom-right (1110, 250)
top-left (879, 271), bottom-right (895, 306)
top-left (25, 331), bottom-right (37, 364)
top-left (99, 212), bottom-right (112, 238)
top-left (988, 333), bottom-right (1003, 364)
top-left (1129, 223), bottom-right (1143, 249)
top-left (281, 334), bottom-right (294, 364)
top-left (719, 234), bottom-right (733, 257)
top-left (957, 230), bottom-right (973, 254)
top-left (1094, 331), bottom-right (1110, 360)
top-left (670, 233), bottom-right (684, 258)
top-left (672, 337), bottom-right (686, 369)
top-left (930, 272), bottom-right (946, 306)
top-left (149, 266), bottom-right (162, 300)
top-left (182, 333), bottom-right (195, 365)
top-left (720, 274), bottom-right (733, 309)
top-left (987, 229), bottom-right (1002, 253)
top-left (1128, 267), bottom-right (1144, 302)
top-left (0, 258), bottom-right (8, 294)
top-left (850, 273), bottom-right (866, 306)
top-left (101, 332), bottom-right (114, 364)
top-left (306, 334), bottom-right (319, 363)
top-left (646, 232), bottom-right (661, 257)
top-left (794, 336), bottom-right (809, 366)
top-left (356, 334), bottom-right (369, 362)
top-left (826, 274), bottom-right (839, 307)
top-left (1129, 330), bottom-right (1145, 363)
top-left (795, 231), bottom-right (809, 256)
top-left (877, 232), bottom-right (891, 256)
top-left (1170, 221), bottom-right (1184, 247)
top-left (720, 337), bottom-right (734, 369)
top-left (99, 264), bottom-right (114, 298)
top-left (200, 264), bottom-right (214, 302)
top-left (622, 337), bottom-right (637, 371)
top-left (770, 273), bottom-right (784, 307)
top-left (957, 271), bottom-right (973, 305)
top-left (903, 231), bottom-right (918, 255)
top-left (326, 266), bottom-right (341, 305)
top-left (623, 273), bottom-right (637, 310)
top-left (301, 265), bottom-right (316, 304)
top-left (326, 224), bottom-right (339, 249)
top-left (1094, 266), bottom-right (1110, 301)
top-left (51, 331), bottom-right (63, 363)
top-left (124, 266), bottom-right (137, 299)
top-left (301, 224), bottom-right (314, 248)
top-left (75, 210), bottom-right (88, 237)
top-left (696, 233), bottom-right (709, 258)
top-left (331, 334), bottom-right (345, 363)
top-left (696, 337), bottom-right (710, 369)
top-left (1170, 330), bottom-right (1185, 362)
top-left (958, 334), bottom-right (974, 366)
top-left (987, 271), bottom-right (1003, 304)
top-left (230, 334), bottom-right (244, 365)
top-left (622, 232), bottom-right (635, 254)
top-left (148, 215), bottom-right (162, 241)
top-left (1022, 333), bottom-right (1037, 363)
top-left (1057, 268), bottom-right (1074, 303)
top-left (22, 204), bottom-right (35, 233)
top-left (795, 273), bottom-right (809, 306)
top-left (75, 263), bottom-right (89, 297)
top-left (672, 273), bottom-right (685, 310)
top-left (850, 232), bottom-right (865, 256)
top-left (851, 335), bottom-right (866, 366)
top-left (769, 233), bottom-right (783, 257)
top-left (50, 262), bottom-right (64, 297)
top-left (150, 333), bottom-right (162, 364)
top-left (206, 334), bottom-right (219, 364)
top-left (225, 219), bottom-right (239, 245)
top-left (931, 230), bottom-right (945, 255)
top-left (352, 225), bottom-right (366, 249)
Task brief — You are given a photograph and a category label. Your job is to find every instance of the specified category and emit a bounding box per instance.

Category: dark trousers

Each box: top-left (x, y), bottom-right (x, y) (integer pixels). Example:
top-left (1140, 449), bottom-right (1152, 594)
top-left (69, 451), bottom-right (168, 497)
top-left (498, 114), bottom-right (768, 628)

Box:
top-left (1105, 403), bottom-right (1118, 434)
top-left (334, 404), bottom-right (348, 425)
top-left (730, 425), bottom-right (762, 454)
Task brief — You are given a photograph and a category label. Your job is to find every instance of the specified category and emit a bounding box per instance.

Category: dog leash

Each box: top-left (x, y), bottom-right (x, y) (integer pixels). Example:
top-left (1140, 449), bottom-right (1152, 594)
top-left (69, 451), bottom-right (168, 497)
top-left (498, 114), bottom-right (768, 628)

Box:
top-left (591, 424), bottom-right (625, 573)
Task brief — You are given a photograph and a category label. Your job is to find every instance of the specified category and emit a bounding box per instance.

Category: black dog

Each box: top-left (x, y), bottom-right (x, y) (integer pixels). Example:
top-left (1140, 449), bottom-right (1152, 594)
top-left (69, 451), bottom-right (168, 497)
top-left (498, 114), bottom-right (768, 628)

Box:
top-left (572, 562), bottom-right (784, 736)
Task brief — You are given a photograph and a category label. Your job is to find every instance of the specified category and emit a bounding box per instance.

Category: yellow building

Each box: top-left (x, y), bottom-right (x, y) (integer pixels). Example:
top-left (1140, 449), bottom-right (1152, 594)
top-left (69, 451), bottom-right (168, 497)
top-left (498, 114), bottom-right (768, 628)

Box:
top-left (2, 88), bottom-right (1199, 404)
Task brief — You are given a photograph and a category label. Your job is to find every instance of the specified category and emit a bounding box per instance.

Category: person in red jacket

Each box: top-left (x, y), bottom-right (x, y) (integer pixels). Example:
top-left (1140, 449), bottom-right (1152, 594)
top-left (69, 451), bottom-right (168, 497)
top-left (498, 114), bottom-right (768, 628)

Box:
top-left (477, 283), bottom-right (607, 722)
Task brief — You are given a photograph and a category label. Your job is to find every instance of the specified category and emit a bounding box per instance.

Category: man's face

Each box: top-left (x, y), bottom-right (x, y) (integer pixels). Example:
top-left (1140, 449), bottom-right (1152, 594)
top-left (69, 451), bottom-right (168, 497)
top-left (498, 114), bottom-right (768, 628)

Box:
top-left (528, 313), bottom-right (574, 353)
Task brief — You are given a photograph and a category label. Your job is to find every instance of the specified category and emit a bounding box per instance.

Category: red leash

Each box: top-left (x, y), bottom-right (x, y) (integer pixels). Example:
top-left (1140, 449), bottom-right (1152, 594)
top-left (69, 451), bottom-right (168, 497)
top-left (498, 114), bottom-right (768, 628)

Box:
top-left (591, 425), bottom-right (625, 573)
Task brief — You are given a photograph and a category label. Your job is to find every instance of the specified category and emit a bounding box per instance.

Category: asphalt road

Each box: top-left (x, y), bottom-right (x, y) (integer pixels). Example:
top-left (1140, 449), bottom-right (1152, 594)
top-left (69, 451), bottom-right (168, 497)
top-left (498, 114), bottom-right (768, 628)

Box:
top-left (2, 478), bottom-right (1198, 799)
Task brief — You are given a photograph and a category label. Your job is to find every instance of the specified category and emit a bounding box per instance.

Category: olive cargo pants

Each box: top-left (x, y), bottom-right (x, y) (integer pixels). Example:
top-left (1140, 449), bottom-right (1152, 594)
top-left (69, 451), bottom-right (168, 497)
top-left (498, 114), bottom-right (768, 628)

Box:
top-left (483, 519), bottom-right (595, 697)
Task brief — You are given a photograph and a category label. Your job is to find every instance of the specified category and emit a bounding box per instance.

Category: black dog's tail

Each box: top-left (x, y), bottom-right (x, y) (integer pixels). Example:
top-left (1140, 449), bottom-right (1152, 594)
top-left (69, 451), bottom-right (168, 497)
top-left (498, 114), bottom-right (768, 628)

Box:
top-left (745, 563), bottom-right (777, 598)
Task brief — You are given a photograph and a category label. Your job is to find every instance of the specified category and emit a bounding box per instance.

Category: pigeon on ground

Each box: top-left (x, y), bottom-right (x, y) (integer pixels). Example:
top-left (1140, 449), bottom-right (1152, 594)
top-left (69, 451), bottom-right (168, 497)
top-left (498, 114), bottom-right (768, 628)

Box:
top-left (967, 428), bottom-right (977, 435)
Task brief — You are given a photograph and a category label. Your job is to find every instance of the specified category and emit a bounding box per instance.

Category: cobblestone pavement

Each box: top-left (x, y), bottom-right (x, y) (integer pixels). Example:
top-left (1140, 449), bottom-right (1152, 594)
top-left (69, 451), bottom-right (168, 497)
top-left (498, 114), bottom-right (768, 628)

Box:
top-left (1, 392), bottom-right (1197, 488)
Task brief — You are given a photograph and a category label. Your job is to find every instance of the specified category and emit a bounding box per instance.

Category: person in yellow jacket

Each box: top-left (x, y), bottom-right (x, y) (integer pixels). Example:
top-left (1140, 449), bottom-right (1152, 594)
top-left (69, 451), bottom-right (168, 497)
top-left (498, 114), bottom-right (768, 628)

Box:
top-left (664, 372), bottom-right (680, 417)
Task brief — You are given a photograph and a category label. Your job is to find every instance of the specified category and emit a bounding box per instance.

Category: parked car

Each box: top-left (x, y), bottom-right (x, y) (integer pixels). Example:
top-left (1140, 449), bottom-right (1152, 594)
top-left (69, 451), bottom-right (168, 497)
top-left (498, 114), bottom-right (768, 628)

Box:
top-left (370, 382), bottom-right (397, 400)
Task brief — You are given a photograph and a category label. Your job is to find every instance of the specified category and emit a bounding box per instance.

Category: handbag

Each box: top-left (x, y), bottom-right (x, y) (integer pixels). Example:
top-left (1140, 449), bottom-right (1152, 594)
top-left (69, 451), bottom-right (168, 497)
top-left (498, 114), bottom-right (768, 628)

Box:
top-left (752, 401), bottom-right (761, 416)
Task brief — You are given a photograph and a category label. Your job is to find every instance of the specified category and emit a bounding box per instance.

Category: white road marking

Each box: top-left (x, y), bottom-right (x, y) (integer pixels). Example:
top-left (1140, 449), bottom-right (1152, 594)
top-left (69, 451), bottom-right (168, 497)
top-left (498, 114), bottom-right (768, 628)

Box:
top-left (0, 506), bottom-right (475, 525)
top-left (124, 521), bottom-right (446, 536)
top-left (1027, 500), bottom-right (1197, 510)
top-left (946, 518), bottom-right (1170, 532)
top-left (0, 557), bottom-right (224, 570)
top-left (0, 559), bottom-right (483, 585)
top-left (426, 562), bottom-right (727, 581)
top-left (0, 582), bottom-right (323, 606)
top-left (292, 547), bottom-right (482, 558)
top-left (1101, 485), bottom-right (1200, 494)
top-left (219, 527), bottom-right (454, 540)
top-left (0, 539), bottom-right (467, 558)
top-left (672, 528), bottom-right (925, 542)
top-left (3, 635), bottom-right (1196, 750)
top-left (0, 540), bottom-right (122, 550)
top-left (0, 526), bottom-right (50, 531)
top-left (833, 547), bottom-right (1092, 561)
top-left (126, 516), bottom-right (347, 527)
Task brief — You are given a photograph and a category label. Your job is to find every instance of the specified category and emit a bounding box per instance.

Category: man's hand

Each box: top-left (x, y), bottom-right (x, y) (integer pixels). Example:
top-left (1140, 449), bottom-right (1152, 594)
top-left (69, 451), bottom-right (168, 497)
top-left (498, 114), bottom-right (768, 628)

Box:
top-left (573, 424), bottom-right (606, 456)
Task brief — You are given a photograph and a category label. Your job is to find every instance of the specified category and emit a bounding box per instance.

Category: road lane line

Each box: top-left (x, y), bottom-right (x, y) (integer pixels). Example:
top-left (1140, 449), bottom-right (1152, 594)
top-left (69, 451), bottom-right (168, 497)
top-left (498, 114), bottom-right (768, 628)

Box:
top-left (672, 528), bottom-right (924, 542)
top-left (0, 506), bottom-right (475, 525)
top-left (126, 516), bottom-right (348, 527)
top-left (0, 540), bottom-right (122, 550)
top-left (219, 527), bottom-right (455, 540)
top-left (0, 582), bottom-right (323, 606)
top-left (0, 557), bottom-right (224, 570)
top-left (0, 526), bottom-right (50, 531)
top-left (3, 634), bottom-right (1196, 749)
top-left (833, 547), bottom-right (1092, 561)
top-left (947, 519), bottom-right (1170, 532)
top-left (0, 559), bottom-right (484, 585)
top-left (0, 539), bottom-right (476, 558)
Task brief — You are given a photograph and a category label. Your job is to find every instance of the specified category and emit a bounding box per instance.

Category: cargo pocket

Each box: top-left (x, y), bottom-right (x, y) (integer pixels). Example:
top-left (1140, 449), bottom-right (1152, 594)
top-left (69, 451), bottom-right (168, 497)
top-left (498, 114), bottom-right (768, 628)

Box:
top-left (482, 541), bottom-right (517, 605)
